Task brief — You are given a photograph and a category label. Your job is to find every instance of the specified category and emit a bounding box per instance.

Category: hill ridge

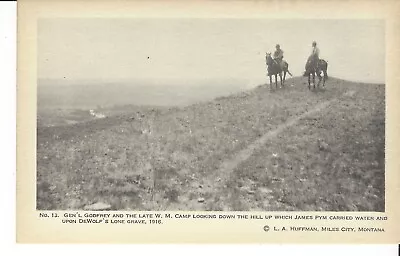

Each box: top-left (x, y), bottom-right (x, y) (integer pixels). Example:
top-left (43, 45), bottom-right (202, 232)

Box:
top-left (36, 77), bottom-right (385, 211)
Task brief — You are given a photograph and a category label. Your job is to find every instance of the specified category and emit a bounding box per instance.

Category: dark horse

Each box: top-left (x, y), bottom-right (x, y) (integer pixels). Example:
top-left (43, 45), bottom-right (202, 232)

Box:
top-left (266, 53), bottom-right (292, 89)
top-left (304, 58), bottom-right (329, 90)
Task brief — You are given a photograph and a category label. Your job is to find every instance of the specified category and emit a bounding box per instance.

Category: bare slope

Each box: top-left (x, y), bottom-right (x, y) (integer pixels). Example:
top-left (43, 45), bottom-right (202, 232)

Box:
top-left (37, 77), bottom-right (385, 211)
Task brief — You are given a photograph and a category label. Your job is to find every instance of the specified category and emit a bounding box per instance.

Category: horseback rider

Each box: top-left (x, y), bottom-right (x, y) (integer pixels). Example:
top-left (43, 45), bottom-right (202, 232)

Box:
top-left (308, 41), bottom-right (320, 68)
top-left (273, 44), bottom-right (284, 69)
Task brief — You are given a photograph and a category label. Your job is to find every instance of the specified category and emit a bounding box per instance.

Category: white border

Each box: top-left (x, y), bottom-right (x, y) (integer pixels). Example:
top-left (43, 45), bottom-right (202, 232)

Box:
top-left (0, 0), bottom-right (17, 251)
top-left (3, 0), bottom-right (398, 255)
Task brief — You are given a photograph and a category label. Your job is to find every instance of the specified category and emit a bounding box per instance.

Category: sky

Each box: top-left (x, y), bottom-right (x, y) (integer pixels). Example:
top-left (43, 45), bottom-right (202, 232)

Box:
top-left (38, 19), bottom-right (385, 86)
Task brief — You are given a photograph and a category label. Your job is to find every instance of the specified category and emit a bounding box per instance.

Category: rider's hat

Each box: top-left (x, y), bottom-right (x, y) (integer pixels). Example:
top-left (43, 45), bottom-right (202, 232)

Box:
top-left (312, 41), bottom-right (317, 46)
top-left (276, 44), bottom-right (280, 48)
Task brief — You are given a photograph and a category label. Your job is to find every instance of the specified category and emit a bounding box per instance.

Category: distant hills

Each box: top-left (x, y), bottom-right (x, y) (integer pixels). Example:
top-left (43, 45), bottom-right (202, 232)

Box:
top-left (38, 78), bottom-right (253, 109)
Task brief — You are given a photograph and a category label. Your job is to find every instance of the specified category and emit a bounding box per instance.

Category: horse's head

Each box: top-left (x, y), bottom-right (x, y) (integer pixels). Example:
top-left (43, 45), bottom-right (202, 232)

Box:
top-left (265, 52), bottom-right (273, 66)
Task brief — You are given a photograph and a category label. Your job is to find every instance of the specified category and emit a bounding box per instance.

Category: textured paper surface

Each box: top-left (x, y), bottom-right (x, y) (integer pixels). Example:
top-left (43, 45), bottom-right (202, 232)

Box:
top-left (17, 0), bottom-right (400, 243)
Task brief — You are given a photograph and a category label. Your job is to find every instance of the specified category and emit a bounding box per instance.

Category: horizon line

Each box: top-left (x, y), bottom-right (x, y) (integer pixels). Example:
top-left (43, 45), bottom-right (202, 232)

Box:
top-left (37, 76), bottom-right (385, 86)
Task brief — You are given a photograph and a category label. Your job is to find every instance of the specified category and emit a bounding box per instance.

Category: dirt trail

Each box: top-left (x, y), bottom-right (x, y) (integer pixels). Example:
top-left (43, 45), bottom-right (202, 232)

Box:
top-left (198, 90), bottom-right (356, 207)
top-left (38, 76), bottom-right (385, 211)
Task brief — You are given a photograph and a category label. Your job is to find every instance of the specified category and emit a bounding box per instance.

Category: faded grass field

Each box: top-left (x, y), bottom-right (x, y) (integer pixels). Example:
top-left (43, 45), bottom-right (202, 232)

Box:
top-left (37, 77), bottom-right (385, 211)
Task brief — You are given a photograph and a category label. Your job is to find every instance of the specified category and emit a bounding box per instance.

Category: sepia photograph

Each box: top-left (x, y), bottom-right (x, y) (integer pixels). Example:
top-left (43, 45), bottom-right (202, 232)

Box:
top-left (36, 18), bottom-right (385, 212)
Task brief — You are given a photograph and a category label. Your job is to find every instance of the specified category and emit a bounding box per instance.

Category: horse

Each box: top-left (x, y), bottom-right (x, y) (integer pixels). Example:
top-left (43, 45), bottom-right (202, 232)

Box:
top-left (265, 53), bottom-right (292, 89)
top-left (304, 58), bottom-right (328, 90)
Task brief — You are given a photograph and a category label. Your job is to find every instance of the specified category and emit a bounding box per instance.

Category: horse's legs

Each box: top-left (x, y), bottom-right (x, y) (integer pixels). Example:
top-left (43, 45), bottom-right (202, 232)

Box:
top-left (308, 73), bottom-right (311, 90)
top-left (323, 70), bottom-right (328, 86)
top-left (283, 71), bottom-right (286, 86)
top-left (279, 73), bottom-right (283, 86)
top-left (269, 75), bottom-right (272, 89)
top-left (312, 72), bottom-right (316, 89)
top-left (275, 74), bottom-right (278, 89)
top-left (317, 71), bottom-right (321, 88)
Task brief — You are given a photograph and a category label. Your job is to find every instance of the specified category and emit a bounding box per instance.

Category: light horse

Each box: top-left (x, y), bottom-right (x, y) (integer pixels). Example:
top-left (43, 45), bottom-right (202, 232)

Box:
top-left (265, 53), bottom-right (292, 89)
top-left (304, 59), bottom-right (329, 90)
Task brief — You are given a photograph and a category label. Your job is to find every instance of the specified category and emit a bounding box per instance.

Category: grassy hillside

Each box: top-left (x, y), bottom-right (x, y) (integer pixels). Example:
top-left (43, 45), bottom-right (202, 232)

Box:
top-left (37, 77), bottom-right (385, 211)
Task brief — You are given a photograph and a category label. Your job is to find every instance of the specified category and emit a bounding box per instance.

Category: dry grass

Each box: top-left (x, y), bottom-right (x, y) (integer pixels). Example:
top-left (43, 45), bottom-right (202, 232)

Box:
top-left (37, 77), bottom-right (385, 211)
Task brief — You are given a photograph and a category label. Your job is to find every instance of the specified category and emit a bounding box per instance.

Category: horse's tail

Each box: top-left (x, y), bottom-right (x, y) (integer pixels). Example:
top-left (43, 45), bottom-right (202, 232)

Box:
top-left (283, 61), bottom-right (293, 76)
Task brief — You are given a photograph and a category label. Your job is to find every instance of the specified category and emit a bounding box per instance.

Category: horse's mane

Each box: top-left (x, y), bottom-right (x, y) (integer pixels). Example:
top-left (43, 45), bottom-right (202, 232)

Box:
top-left (265, 54), bottom-right (274, 65)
